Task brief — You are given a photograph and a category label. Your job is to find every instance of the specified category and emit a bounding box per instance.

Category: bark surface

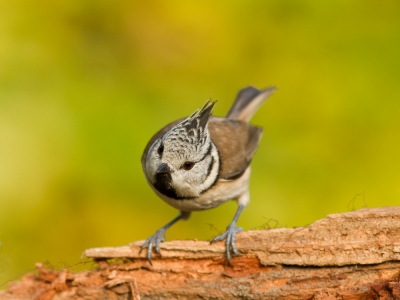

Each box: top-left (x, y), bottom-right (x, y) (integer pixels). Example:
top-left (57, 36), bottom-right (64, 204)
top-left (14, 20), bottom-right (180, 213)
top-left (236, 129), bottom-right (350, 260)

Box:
top-left (2, 206), bottom-right (400, 299)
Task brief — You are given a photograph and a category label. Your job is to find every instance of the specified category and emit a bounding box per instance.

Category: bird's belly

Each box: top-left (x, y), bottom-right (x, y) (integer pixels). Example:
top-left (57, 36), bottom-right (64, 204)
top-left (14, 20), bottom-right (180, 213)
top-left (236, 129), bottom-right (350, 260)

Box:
top-left (155, 167), bottom-right (251, 211)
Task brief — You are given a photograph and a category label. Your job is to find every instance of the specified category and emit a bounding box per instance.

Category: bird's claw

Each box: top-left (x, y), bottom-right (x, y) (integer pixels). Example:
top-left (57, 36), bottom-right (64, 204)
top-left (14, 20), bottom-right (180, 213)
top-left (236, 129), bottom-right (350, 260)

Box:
top-left (139, 229), bottom-right (166, 265)
top-left (210, 223), bottom-right (243, 265)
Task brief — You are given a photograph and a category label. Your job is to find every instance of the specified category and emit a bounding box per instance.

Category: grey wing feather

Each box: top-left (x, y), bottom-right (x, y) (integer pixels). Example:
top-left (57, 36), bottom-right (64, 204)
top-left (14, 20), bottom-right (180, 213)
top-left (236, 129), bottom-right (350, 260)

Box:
top-left (226, 86), bottom-right (277, 122)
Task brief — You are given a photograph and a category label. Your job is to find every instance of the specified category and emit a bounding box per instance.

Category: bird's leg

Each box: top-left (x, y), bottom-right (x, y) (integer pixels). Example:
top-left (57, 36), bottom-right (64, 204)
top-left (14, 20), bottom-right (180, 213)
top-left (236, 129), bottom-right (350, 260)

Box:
top-left (140, 211), bottom-right (191, 265)
top-left (210, 204), bottom-right (244, 265)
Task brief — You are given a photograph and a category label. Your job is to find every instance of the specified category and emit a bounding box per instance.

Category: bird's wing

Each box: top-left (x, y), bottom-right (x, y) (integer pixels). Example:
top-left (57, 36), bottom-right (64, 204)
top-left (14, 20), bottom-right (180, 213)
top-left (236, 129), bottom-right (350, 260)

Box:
top-left (209, 117), bottom-right (263, 180)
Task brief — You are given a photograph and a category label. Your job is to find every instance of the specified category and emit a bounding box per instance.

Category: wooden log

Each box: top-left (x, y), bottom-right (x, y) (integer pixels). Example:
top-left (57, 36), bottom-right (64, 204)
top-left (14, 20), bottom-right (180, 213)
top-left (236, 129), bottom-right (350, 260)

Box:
top-left (1, 206), bottom-right (400, 299)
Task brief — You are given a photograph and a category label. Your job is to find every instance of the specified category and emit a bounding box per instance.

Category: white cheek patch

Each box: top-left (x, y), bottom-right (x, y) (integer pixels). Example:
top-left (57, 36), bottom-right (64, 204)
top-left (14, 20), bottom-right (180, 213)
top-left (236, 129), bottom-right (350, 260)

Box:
top-left (170, 143), bottom-right (219, 198)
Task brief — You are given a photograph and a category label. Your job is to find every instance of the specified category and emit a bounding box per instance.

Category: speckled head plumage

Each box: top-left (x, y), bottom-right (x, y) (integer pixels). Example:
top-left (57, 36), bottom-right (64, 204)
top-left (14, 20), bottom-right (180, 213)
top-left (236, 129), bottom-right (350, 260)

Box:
top-left (160, 100), bottom-right (216, 164)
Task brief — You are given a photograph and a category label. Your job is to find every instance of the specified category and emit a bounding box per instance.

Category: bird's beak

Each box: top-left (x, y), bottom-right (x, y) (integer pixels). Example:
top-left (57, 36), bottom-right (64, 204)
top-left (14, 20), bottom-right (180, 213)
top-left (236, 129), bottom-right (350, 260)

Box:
top-left (156, 163), bottom-right (171, 174)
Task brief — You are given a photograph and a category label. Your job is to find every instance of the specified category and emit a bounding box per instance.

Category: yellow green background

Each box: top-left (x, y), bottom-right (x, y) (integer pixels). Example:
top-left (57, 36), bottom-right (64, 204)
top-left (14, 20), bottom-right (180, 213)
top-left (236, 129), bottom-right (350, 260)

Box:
top-left (1, 0), bottom-right (400, 286)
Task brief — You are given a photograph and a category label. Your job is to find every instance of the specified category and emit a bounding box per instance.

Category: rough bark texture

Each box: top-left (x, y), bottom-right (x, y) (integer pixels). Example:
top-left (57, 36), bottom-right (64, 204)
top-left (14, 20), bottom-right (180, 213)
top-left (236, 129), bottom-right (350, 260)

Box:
top-left (2, 206), bottom-right (400, 299)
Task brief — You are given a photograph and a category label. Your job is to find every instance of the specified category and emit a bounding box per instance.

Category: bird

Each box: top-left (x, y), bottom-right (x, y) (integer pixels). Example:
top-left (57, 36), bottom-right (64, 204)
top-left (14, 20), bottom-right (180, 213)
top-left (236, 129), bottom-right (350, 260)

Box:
top-left (140, 85), bottom-right (276, 265)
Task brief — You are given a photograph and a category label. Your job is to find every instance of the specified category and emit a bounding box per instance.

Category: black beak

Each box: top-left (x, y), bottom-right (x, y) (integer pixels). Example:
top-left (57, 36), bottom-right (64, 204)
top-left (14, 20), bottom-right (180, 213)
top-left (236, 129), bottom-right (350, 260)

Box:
top-left (154, 163), bottom-right (178, 199)
top-left (157, 163), bottom-right (171, 174)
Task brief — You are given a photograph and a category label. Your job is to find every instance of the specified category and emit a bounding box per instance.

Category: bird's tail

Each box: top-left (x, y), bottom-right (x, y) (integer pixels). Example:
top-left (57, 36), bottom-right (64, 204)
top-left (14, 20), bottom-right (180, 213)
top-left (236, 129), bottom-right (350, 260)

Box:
top-left (226, 86), bottom-right (277, 122)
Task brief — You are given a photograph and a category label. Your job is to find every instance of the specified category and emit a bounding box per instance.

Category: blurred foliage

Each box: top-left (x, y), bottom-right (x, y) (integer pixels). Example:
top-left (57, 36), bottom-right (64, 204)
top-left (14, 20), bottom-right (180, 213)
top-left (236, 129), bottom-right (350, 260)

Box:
top-left (1, 0), bottom-right (400, 287)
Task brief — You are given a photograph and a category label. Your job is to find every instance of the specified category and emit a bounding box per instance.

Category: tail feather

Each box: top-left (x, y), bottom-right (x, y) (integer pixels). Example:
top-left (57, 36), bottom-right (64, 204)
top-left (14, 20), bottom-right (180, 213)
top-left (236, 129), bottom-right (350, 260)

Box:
top-left (226, 86), bottom-right (277, 121)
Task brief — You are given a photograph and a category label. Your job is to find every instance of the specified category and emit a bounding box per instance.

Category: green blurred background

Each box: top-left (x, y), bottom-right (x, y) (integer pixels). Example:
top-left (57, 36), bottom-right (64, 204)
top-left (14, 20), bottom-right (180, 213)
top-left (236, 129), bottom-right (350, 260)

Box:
top-left (1, 0), bottom-right (400, 287)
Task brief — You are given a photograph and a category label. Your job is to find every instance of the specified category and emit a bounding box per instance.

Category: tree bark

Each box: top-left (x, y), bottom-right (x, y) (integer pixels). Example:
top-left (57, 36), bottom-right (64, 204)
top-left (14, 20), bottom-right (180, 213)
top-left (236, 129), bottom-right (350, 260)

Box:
top-left (2, 206), bottom-right (400, 299)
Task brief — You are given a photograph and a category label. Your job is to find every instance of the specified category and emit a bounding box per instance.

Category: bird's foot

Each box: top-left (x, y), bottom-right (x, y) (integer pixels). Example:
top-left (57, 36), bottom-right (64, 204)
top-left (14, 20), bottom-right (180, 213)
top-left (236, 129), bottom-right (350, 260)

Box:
top-left (139, 228), bottom-right (166, 265)
top-left (210, 223), bottom-right (243, 265)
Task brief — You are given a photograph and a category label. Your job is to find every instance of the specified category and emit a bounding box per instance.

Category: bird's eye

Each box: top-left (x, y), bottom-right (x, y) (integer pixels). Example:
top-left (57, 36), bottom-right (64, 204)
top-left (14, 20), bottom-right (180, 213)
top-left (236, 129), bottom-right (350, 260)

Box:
top-left (183, 161), bottom-right (195, 170)
top-left (157, 144), bottom-right (164, 156)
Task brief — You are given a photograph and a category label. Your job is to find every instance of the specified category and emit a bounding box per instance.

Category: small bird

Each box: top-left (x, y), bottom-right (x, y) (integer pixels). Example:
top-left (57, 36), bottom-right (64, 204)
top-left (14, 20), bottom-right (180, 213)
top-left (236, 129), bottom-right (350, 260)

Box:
top-left (140, 86), bottom-right (276, 265)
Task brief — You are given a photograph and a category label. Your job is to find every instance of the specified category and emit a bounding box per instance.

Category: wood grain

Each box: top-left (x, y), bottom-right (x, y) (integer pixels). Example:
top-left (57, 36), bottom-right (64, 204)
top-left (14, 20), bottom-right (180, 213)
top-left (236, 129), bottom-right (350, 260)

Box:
top-left (2, 206), bottom-right (400, 299)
